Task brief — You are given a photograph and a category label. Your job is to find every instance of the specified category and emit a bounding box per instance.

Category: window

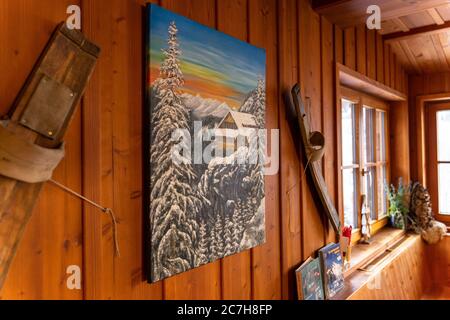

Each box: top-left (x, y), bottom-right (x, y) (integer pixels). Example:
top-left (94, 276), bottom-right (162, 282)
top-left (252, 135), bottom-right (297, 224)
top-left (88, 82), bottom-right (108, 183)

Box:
top-left (339, 88), bottom-right (390, 239)
top-left (426, 103), bottom-right (450, 222)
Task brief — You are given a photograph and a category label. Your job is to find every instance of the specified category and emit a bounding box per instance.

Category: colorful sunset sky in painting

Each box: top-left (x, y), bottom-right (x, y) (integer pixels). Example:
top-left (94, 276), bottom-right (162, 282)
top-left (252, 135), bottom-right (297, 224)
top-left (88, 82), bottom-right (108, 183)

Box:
top-left (148, 5), bottom-right (266, 109)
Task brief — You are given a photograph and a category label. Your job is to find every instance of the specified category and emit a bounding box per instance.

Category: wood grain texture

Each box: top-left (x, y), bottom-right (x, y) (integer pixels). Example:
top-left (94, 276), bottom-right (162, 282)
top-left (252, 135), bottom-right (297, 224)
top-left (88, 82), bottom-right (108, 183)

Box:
top-left (426, 235), bottom-right (450, 288)
top-left (248, 0), bottom-right (282, 300)
top-left (278, 0), bottom-right (302, 300)
top-left (299, 0), bottom-right (325, 262)
top-left (366, 29), bottom-right (376, 80)
top-left (0, 1), bottom-right (412, 300)
top-left (0, 0), bottom-right (83, 300)
top-left (321, 16), bottom-right (337, 243)
top-left (390, 101), bottom-right (411, 184)
top-left (348, 235), bottom-right (429, 300)
top-left (344, 27), bottom-right (356, 70)
top-left (356, 25), bottom-right (366, 75)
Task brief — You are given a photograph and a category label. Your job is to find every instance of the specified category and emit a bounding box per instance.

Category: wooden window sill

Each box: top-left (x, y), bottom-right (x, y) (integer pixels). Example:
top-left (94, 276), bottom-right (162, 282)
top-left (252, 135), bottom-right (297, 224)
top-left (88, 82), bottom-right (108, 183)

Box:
top-left (344, 227), bottom-right (405, 277)
top-left (331, 227), bottom-right (409, 300)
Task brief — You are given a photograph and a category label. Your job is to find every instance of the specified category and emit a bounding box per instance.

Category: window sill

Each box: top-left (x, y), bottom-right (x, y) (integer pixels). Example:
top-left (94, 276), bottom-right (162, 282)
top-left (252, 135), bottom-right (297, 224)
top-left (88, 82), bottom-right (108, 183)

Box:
top-left (332, 227), bottom-right (410, 300)
top-left (344, 227), bottom-right (405, 277)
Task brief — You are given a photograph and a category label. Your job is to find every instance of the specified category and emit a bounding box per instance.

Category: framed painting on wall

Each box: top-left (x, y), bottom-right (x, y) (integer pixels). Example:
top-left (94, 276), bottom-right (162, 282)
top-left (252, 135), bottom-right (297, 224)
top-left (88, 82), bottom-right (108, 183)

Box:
top-left (146, 4), bottom-right (266, 283)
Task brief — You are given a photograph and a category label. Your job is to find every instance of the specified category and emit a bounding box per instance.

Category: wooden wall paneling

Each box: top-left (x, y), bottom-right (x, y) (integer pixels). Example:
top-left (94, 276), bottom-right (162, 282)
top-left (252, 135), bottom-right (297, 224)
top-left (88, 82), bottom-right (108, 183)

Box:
top-left (0, 0), bottom-right (83, 300)
top-left (108, 0), bottom-right (146, 300)
top-left (82, 0), bottom-right (164, 300)
top-left (160, 0), bottom-right (221, 300)
top-left (426, 236), bottom-right (450, 288)
top-left (356, 25), bottom-right (366, 75)
top-left (344, 27), bottom-right (356, 69)
top-left (299, 0), bottom-right (325, 261)
top-left (216, 0), bottom-right (252, 300)
top-left (408, 75), bottom-right (422, 181)
top-left (395, 59), bottom-right (400, 91)
top-left (321, 16), bottom-right (337, 243)
top-left (349, 236), bottom-right (428, 300)
top-left (248, 0), bottom-right (282, 300)
top-left (334, 26), bottom-right (344, 65)
top-left (390, 100), bottom-right (411, 183)
top-left (366, 29), bottom-right (376, 80)
top-left (376, 33), bottom-right (384, 83)
top-left (390, 52), bottom-right (396, 89)
top-left (278, 0), bottom-right (302, 300)
top-left (384, 45), bottom-right (391, 87)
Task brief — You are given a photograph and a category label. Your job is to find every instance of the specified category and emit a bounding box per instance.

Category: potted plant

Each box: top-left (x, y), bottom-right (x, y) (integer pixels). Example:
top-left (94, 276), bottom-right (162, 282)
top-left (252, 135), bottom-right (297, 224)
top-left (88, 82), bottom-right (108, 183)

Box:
top-left (385, 179), bottom-right (410, 230)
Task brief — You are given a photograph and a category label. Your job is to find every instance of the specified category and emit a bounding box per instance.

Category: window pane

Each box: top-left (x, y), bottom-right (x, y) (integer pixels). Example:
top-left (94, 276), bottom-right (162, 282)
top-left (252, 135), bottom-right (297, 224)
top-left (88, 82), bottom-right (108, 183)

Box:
top-left (362, 107), bottom-right (375, 164)
top-left (343, 168), bottom-right (358, 228)
top-left (378, 165), bottom-right (387, 217)
top-left (377, 111), bottom-right (386, 162)
top-left (437, 110), bottom-right (450, 161)
top-left (362, 167), bottom-right (376, 220)
top-left (341, 99), bottom-right (356, 166)
top-left (438, 163), bottom-right (450, 214)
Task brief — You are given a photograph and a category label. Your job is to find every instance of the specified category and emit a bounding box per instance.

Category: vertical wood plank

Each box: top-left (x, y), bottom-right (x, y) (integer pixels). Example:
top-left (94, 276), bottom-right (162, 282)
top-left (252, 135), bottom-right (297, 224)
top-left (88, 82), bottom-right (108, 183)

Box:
top-left (249, 0), bottom-right (282, 300)
top-left (366, 29), bottom-right (376, 80)
top-left (390, 51), bottom-right (396, 89)
top-left (376, 33), bottom-right (384, 83)
top-left (0, 0), bottom-right (83, 300)
top-left (216, 0), bottom-right (252, 300)
top-left (396, 57), bottom-right (402, 91)
top-left (299, 0), bottom-right (325, 262)
top-left (344, 27), bottom-right (356, 70)
top-left (321, 16), bottom-right (337, 244)
top-left (278, 0), bottom-right (302, 300)
top-left (82, 0), bottom-right (164, 300)
top-left (356, 25), bottom-right (366, 75)
top-left (334, 26), bottom-right (344, 65)
top-left (390, 101), bottom-right (410, 183)
top-left (161, 0), bottom-right (221, 300)
top-left (384, 45), bottom-right (391, 87)
top-left (408, 74), bottom-right (422, 182)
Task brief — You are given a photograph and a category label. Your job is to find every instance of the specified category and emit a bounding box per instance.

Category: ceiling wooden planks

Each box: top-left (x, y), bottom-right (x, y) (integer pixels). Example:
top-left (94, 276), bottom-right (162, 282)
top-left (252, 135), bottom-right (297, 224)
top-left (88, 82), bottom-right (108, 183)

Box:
top-left (314, 1), bottom-right (450, 74)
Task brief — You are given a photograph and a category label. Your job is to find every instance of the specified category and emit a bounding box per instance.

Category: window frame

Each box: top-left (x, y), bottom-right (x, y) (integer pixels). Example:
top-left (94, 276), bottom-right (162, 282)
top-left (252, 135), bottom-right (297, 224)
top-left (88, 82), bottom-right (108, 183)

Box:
top-left (338, 87), bottom-right (390, 244)
top-left (425, 102), bottom-right (450, 223)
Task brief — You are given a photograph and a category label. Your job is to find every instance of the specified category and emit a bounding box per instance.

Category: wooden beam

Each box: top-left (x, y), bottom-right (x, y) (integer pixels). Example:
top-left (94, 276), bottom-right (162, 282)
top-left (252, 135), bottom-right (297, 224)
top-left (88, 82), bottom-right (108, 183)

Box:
top-left (337, 63), bottom-right (407, 101)
top-left (314, 0), bottom-right (450, 28)
top-left (391, 17), bottom-right (410, 32)
top-left (311, 0), bottom-right (349, 9)
top-left (427, 8), bottom-right (445, 25)
top-left (384, 21), bottom-right (450, 43)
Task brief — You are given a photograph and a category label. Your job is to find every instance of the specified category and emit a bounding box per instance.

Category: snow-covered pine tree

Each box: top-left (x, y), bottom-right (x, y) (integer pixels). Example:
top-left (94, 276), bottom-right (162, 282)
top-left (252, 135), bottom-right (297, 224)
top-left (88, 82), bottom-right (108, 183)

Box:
top-left (223, 214), bottom-right (235, 256)
top-left (150, 21), bottom-right (203, 282)
top-left (232, 211), bottom-right (242, 250)
top-left (209, 221), bottom-right (218, 261)
top-left (213, 215), bottom-right (224, 259)
top-left (195, 221), bottom-right (209, 267)
top-left (253, 77), bottom-right (266, 129)
top-left (239, 77), bottom-right (265, 129)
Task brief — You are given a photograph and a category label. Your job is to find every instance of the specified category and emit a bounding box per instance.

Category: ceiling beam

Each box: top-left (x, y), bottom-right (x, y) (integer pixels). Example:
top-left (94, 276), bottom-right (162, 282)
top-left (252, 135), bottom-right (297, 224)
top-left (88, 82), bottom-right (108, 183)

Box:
top-left (313, 0), bottom-right (450, 28)
top-left (384, 21), bottom-right (450, 43)
top-left (391, 18), bottom-right (410, 32)
top-left (427, 8), bottom-right (445, 25)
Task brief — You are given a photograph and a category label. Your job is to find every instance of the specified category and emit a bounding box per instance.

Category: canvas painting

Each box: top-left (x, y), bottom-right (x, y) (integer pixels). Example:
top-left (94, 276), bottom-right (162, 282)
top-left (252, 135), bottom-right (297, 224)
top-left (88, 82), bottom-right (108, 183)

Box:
top-left (146, 4), bottom-right (266, 283)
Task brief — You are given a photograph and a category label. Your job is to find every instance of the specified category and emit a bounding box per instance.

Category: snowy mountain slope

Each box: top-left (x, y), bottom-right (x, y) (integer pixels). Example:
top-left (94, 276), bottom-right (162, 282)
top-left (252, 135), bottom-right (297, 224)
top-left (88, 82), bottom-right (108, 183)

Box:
top-left (181, 93), bottom-right (231, 120)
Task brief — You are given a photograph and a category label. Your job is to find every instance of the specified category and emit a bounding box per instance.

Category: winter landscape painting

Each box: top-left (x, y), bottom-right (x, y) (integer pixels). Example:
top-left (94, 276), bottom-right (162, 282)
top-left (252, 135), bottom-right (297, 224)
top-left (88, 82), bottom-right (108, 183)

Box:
top-left (146, 4), bottom-right (266, 283)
